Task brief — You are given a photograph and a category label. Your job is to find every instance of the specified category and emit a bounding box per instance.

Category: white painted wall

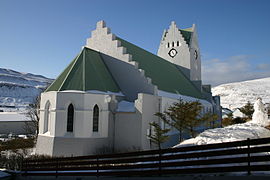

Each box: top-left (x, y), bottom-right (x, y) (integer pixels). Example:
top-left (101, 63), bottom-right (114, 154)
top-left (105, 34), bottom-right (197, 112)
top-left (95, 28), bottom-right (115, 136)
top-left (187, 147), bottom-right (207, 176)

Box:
top-left (39, 91), bottom-right (111, 138)
top-left (114, 112), bottom-right (141, 152)
top-left (189, 25), bottom-right (202, 81)
top-left (36, 91), bottom-right (117, 156)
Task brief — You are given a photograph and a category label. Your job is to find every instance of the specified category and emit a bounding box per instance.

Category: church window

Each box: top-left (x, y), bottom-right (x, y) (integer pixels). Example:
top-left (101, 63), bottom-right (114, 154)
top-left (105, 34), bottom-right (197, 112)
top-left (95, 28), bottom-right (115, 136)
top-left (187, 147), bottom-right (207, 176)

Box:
top-left (67, 104), bottom-right (74, 132)
top-left (172, 42), bottom-right (174, 47)
top-left (177, 41), bottom-right (179, 46)
top-left (44, 101), bottom-right (50, 133)
top-left (167, 42), bottom-right (170, 48)
top-left (93, 105), bottom-right (99, 132)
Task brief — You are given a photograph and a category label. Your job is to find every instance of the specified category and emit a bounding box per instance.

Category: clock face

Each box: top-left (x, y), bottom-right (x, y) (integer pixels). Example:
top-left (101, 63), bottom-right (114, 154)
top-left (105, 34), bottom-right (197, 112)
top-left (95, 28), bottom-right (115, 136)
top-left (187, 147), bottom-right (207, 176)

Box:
top-left (168, 48), bottom-right (177, 58)
top-left (194, 50), bottom-right (198, 60)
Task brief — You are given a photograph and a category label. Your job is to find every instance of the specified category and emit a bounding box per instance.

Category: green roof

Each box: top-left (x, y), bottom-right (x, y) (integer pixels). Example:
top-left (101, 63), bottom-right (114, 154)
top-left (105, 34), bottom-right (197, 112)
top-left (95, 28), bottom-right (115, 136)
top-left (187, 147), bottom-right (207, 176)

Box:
top-left (46, 48), bottom-right (120, 92)
top-left (179, 29), bottom-right (192, 45)
top-left (117, 37), bottom-right (202, 99)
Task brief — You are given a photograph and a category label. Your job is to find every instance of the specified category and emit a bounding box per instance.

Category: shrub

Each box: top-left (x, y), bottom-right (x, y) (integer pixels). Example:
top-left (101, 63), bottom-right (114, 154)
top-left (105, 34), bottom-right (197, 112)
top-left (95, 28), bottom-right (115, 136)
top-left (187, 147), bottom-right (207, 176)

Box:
top-left (0, 138), bottom-right (35, 151)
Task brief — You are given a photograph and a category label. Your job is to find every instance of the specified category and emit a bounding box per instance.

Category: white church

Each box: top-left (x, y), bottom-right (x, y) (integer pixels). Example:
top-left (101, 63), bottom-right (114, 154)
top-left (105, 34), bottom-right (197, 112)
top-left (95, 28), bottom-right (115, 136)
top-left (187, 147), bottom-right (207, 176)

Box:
top-left (35, 21), bottom-right (221, 156)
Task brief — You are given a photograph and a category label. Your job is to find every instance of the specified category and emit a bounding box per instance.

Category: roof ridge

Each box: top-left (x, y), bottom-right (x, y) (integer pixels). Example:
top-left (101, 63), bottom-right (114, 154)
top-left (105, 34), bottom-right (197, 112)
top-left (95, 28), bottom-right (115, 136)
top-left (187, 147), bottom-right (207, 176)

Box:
top-left (96, 51), bottom-right (121, 93)
top-left (83, 48), bottom-right (86, 91)
top-left (58, 49), bottom-right (83, 91)
top-left (85, 49), bottom-right (107, 91)
top-left (83, 47), bottom-right (120, 93)
top-left (45, 52), bottom-right (81, 92)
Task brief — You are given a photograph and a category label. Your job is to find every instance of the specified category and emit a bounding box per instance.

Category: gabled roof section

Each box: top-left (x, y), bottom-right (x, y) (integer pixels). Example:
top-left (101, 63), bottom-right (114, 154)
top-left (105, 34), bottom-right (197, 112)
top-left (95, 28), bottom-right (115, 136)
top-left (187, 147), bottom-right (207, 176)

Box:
top-left (45, 47), bottom-right (120, 93)
top-left (116, 37), bottom-right (202, 99)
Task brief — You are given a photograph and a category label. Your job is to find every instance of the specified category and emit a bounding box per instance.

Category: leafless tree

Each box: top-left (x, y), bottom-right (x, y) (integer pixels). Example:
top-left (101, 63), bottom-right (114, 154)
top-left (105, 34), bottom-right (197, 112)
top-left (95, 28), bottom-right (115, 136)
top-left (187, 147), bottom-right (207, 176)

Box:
top-left (24, 96), bottom-right (40, 138)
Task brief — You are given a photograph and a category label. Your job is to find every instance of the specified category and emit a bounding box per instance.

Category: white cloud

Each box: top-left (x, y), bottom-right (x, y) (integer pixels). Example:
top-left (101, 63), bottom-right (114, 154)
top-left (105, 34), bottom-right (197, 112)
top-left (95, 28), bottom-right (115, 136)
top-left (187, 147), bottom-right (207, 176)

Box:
top-left (202, 55), bottom-right (270, 87)
top-left (256, 63), bottom-right (270, 70)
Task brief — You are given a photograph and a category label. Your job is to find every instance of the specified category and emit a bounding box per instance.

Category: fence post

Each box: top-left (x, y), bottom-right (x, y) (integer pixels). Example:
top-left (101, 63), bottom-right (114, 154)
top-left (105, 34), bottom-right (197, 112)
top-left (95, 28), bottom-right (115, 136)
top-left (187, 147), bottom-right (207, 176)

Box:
top-left (158, 148), bottom-right (162, 176)
top-left (55, 159), bottom-right (58, 178)
top-left (97, 156), bottom-right (99, 178)
top-left (247, 138), bottom-right (251, 175)
top-left (24, 159), bottom-right (27, 176)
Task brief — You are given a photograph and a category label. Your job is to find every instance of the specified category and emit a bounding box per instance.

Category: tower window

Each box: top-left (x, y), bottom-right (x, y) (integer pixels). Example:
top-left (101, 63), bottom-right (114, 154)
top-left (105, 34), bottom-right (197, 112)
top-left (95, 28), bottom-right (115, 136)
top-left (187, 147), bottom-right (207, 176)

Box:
top-left (177, 41), bottom-right (179, 46)
top-left (167, 42), bottom-right (170, 48)
top-left (93, 105), bottom-right (99, 132)
top-left (67, 104), bottom-right (74, 132)
top-left (172, 42), bottom-right (174, 47)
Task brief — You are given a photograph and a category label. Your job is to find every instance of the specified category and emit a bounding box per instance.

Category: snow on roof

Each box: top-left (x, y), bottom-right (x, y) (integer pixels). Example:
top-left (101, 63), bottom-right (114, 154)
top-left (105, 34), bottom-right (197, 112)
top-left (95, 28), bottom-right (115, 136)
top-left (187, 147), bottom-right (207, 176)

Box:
top-left (61, 90), bottom-right (124, 96)
top-left (0, 112), bottom-right (30, 122)
top-left (117, 101), bottom-right (135, 112)
top-left (86, 90), bottom-right (124, 96)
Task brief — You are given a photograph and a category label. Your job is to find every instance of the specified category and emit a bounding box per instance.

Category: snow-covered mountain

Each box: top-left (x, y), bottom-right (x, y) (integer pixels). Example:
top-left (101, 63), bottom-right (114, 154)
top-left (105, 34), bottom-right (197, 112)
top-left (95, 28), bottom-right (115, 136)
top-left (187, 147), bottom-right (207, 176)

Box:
top-left (212, 77), bottom-right (270, 110)
top-left (0, 68), bottom-right (53, 111)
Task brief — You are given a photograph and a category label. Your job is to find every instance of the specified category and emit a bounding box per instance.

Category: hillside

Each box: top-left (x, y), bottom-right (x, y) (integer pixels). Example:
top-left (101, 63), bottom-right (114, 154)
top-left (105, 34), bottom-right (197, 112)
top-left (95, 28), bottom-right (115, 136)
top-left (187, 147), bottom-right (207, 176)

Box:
top-left (0, 68), bottom-right (53, 111)
top-left (212, 77), bottom-right (270, 109)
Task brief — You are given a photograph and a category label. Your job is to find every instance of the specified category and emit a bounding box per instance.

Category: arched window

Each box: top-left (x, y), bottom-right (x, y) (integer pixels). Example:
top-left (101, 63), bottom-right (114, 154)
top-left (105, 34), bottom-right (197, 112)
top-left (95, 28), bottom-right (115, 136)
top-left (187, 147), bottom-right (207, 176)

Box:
top-left (93, 105), bottom-right (99, 132)
top-left (67, 104), bottom-right (74, 132)
top-left (44, 101), bottom-right (50, 133)
top-left (177, 41), bottom-right (179, 46)
top-left (167, 42), bottom-right (170, 48)
top-left (172, 42), bottom-right (174, 47)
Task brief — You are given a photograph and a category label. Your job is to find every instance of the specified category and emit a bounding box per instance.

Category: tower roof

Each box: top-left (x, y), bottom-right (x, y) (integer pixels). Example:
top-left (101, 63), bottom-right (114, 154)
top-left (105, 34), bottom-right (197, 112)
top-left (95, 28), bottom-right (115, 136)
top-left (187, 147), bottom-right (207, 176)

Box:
top-left (46, 47), bottom-right (120, 93)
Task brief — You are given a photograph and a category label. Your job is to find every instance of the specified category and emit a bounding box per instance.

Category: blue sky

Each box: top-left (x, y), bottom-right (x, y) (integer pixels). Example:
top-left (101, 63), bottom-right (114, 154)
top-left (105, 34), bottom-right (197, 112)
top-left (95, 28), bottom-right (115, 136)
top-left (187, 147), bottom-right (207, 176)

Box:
top-left (0, 0), bottom-right (270, 86)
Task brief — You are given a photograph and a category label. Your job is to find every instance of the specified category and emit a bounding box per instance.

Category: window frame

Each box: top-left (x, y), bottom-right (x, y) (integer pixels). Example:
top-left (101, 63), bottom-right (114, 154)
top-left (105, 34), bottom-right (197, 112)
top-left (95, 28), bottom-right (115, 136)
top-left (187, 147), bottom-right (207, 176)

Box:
top-left (67, 104), bottom-right (74, 132)
top-left (93, 104), bottom-right (99, 132)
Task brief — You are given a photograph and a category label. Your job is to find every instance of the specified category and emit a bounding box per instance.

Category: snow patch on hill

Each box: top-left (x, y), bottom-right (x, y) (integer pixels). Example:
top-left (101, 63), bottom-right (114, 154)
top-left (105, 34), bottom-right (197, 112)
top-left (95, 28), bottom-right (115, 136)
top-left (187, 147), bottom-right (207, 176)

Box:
top-left (212, 77), bottom-right (270, 109)
top-left (0, 68), bottom-right (53, 111)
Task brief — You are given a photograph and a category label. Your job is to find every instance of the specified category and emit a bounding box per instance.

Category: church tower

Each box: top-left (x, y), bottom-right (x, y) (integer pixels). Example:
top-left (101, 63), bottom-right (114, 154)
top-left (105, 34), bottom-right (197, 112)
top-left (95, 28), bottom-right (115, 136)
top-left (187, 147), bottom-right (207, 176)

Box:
top-left (157, 21), bottom-right (201, 83)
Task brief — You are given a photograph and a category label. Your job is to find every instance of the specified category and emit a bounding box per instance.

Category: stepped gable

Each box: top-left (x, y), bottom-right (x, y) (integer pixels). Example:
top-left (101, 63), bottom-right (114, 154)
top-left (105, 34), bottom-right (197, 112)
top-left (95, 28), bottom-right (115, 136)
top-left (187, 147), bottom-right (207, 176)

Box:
top-left (46, 48), bottom-right (120, 93)
top-left (161, 22), bottom-right (193, 47)
top-left (86, 21), bottom-right (157, 95)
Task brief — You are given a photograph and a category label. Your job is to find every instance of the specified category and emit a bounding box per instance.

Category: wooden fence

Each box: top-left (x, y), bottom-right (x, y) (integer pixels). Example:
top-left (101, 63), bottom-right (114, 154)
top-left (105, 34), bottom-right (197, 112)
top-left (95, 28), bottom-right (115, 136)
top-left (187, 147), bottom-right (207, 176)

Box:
top-left (21, 137), bottom-right (270, 176)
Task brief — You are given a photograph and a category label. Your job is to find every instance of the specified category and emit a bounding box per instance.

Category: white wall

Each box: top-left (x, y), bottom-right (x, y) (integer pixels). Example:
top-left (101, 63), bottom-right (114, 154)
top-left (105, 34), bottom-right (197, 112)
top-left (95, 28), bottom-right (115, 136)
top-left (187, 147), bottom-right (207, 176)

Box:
top-left (114, 112), bottom-right (141, 152)
top-left (36, 91), bottom-right (115, 156)
top-left (39, 91), bottom-right (111, 138)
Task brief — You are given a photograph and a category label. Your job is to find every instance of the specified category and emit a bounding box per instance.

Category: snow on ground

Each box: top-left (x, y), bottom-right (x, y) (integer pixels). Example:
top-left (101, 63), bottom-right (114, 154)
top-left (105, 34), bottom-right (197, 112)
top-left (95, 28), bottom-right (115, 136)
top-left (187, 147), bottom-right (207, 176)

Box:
top-left (212, 77), bottom-right (270, 109)
top-left (0, 112), bottom-right (30, 122)
top-left (174, 122), bottom-right (270, 147)
top-left (0, 170), bottom-right (10, 178)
